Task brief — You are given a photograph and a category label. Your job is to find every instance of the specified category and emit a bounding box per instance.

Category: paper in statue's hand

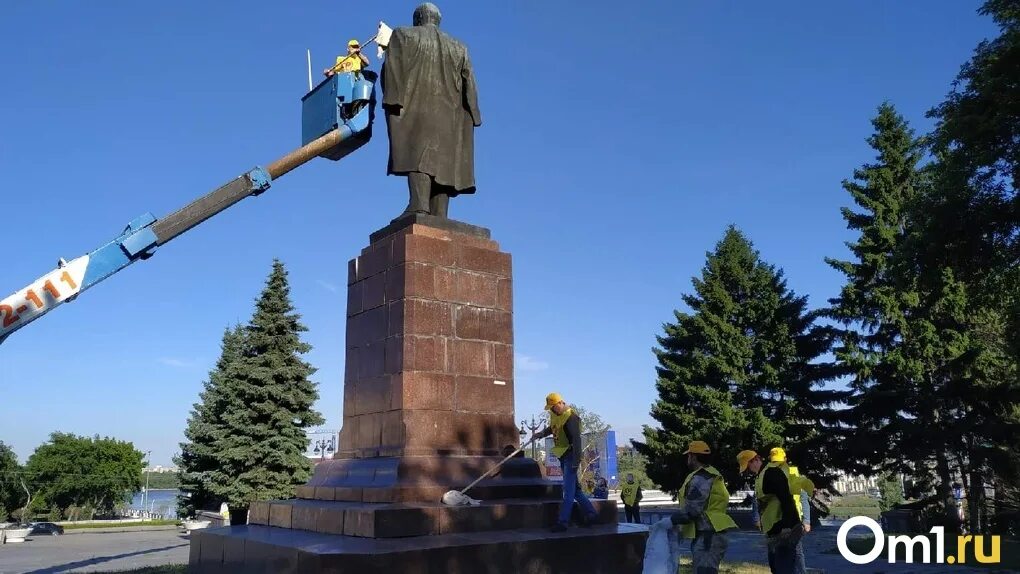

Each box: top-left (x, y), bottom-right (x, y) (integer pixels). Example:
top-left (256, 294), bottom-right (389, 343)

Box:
top-left (376, 21), bottom-right (393, 59)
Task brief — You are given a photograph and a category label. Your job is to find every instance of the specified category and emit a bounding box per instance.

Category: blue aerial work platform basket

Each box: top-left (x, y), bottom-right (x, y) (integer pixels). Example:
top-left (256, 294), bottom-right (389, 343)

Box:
top-left (301, 70), bottom-right (376, 160)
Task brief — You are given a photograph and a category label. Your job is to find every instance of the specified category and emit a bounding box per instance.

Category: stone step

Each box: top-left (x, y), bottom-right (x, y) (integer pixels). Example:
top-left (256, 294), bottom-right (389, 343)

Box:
top-left (249, 498), bottom-right (620, 539)
top-left (297, 479), bottom-right (564, 504)
top-left (191, 522), bottom-right (648, 574)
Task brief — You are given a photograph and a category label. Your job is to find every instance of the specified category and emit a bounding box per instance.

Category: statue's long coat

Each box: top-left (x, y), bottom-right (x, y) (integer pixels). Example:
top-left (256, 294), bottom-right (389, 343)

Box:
top-left (381, 24), bottom-right (481, 194)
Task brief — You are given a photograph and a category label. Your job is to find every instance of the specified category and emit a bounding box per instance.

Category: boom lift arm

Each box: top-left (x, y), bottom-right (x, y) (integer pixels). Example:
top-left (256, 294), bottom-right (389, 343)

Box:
top-left (0, 71), bottom-right (375, 345)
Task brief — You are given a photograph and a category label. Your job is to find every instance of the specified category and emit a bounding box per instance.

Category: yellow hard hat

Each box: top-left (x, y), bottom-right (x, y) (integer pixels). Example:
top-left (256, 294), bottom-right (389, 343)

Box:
top-left (769, 447), bottom-right (787, 463)
top-left (682, 440), bottom-right (711, 455)
top-left (544, 392), bottom-right (564, 411)
top-left (348, 39), bottom-right (360, 47)
top-left (737, 450), bottom-right (758, 473)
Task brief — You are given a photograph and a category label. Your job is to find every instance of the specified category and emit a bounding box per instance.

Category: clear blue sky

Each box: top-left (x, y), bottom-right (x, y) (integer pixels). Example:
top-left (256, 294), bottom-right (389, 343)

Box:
top-left (0, 1), bottom-right (996, 466)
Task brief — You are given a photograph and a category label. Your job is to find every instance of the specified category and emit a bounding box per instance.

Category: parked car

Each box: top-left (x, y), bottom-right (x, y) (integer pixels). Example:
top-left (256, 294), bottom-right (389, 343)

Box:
top-left (29, 522), bottom-right (64, 536)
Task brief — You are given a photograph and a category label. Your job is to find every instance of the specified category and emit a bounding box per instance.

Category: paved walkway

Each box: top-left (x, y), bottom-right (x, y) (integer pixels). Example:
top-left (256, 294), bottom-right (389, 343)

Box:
top-left (1, 522), bottom-right (1013, 573)
top-left (0, 529), bottom-right (189, 573)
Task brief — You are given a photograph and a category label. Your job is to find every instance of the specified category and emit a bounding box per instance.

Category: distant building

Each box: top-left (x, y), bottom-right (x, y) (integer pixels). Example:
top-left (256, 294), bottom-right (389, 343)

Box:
top-left (145, 465), bottom-right (179, 473)
top-left (831, 472), bottom-right (881, 495)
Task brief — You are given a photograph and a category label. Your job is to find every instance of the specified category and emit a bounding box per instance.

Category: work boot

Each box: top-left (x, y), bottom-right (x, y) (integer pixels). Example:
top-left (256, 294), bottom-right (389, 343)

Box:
top-left (550, 522), bottom-right (568, 533)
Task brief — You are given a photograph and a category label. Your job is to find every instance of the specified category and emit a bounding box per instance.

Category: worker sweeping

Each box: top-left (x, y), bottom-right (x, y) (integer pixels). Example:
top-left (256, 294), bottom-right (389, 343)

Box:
top-left (655, 440), bottom-right (737, 574)
top-left (737, 449), bottom-right (807, 574)
top-left (532, 392), bottom-right (599, 532)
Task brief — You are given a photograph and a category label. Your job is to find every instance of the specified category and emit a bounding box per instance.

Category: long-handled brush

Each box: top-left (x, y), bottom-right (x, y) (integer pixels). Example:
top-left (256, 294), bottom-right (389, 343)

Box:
top-left (441, 436), bottom-right (539, 506)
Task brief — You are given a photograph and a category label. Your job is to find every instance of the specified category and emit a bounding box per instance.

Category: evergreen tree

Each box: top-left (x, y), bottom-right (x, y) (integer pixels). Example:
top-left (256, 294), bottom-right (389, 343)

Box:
top-left (921, 0), bottom-right (1020, 531)
top-left (210, 259), bottom-right (324, 520)
top-left (175, 324), bottom-right (245, 517)
top-left (823, 102), bottom-right (926, 477)
top-left (634, 226), bottom-right (846, 494)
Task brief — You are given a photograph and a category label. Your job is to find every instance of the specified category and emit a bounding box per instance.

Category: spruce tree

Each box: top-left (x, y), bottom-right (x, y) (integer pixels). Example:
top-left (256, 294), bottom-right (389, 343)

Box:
top-left (175, 324), bottom-right (245, 517)
top-left (823, 102), bottom-right (925, 476)
top-left (635, 226), bottom-right (845, 494)
top-left (211, 259), bottom-right (324, 520)
top-left (920, 0), bottom-right (1020, 531)
top-left (826, 101), bottom-right (1019, 531)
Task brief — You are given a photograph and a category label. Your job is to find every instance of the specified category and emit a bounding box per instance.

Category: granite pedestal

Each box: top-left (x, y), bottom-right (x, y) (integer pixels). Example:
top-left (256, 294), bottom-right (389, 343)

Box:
top-left (190, 215), bottom-right (647, 573)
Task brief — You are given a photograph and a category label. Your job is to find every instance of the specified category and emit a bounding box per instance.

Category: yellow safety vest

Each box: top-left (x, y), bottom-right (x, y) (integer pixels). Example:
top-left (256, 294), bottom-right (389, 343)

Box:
top-left (677, 465), bottom-right (738, 539)
top-left (549, 408), bottom-right (574, 458)
top-left (621, 482), bottom-right (639, 506)
top-left (787, 465), bottom-right (814, 521)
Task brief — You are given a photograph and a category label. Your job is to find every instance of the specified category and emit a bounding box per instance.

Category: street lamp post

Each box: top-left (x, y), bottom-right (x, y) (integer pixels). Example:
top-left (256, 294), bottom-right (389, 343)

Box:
top-left (313, 436), bottom-right (336, 461)
top-left (143, 450), bottom-right (151, 519)
top-left (519, 416), bottom-right (542, 459)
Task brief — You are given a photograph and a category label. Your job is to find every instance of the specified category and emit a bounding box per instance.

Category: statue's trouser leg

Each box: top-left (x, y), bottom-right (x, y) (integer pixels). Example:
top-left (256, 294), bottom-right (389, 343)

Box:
top-left (405, 172), bottom-right (431, 214)
top-left (430, 185), bottom-right (450, 218)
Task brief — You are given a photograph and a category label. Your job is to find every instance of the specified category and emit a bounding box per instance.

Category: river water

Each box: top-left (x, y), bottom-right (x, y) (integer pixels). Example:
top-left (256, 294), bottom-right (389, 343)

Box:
top-left (129, 489), bottom-right (179, 517)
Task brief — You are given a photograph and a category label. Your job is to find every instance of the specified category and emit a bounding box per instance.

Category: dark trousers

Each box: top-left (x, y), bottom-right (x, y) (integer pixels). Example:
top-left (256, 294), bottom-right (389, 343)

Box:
top-left (767, 539), bottom-right (797, 574)
top-left (624, 503), bottom-right (640, 523)
top-left (406, 172), bottom-right (451, 217)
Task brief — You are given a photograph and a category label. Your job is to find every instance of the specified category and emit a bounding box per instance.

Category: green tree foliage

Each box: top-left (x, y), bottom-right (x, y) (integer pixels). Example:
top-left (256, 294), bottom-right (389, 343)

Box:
top-left (0, 441), bottom-right (22, 520)
top-left (928, 0), bottom-right (1020, 268)
top-left (824, 102), bottom-right (927, 476)
top-left (23, 433), bottom-right (143, 518)
top-left (207, 260), bottom-right (325, 518)
top-left (879, 473), bottom-right (905, 512)
top-left (825, 101), bottom-right (998, 529)
top-left (922, 0), bottom-right (1020, 532)
top-left (570, 404), bottom-right (610, 488)
top-left (617, 448), bottom-right (656, 490)
top-left (175, 325), bottom-right (244, 517)
top-left (143, 472), bottom-right (181, 491)
top-left (634, 226), bottom-right (847, 496)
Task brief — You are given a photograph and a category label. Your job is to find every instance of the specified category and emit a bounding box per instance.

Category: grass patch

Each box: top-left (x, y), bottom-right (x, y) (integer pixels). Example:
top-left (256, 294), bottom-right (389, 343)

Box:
top-left (842, 534), bottom-right (1020, 570)
top-left (679, 556), bottom-right (769, 573)
top-left (63, 519), bottom-right (178, 530)
top-left (89, 567), bottom-right (186, 574)
top-left (826, 495), bottom-right (882, 519)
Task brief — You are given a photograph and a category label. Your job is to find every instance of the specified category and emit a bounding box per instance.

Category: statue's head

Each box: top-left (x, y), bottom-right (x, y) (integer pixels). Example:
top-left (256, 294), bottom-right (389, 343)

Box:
top-left (413, 2), bottom-right (441, 26)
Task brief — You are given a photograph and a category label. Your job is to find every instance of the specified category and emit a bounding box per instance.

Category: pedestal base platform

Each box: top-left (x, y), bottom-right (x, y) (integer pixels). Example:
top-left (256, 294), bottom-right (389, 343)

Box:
top-left (249, 497), bottom-right (620, 539)
top-left (190, 522), bottom-right (647, 574)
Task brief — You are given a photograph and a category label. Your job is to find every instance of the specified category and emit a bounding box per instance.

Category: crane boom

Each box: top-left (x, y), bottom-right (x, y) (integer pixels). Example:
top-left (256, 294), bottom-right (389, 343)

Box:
top-left (1, 71), bottom-right (375, 345)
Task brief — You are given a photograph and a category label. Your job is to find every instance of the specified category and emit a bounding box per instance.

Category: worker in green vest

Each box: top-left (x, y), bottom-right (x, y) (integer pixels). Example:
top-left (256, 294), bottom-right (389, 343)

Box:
top-left (655, 440), bottom-right (738, 574)
top-left (737, 449), bottom-right (804, 574)
top-left (620, 473), bottom-right (643, 523)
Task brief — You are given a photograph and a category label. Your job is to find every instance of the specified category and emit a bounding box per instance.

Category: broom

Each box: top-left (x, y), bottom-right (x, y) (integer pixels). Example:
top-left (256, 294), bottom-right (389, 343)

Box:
top-left (441, 435), bottom-right (540, 506)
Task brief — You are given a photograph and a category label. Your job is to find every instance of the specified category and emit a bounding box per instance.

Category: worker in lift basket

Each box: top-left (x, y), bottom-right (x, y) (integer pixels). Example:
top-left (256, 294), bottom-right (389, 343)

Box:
top-left (324, 39), bottom-right (370, 77)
